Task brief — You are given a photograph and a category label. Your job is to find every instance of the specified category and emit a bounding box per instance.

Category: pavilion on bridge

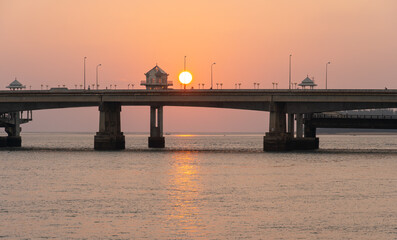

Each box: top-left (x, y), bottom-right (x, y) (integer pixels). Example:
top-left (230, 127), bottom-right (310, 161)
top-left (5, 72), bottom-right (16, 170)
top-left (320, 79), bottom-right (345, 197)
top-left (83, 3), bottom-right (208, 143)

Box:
top-left (6, 78), bottom-right (26, 90)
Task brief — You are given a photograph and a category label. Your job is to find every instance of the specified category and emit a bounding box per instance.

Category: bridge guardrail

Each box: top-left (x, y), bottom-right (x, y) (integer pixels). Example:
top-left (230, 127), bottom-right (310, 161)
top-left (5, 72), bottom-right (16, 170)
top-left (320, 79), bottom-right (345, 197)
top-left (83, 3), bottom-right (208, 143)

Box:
top-left (312, 113), bottom-right (397, 120)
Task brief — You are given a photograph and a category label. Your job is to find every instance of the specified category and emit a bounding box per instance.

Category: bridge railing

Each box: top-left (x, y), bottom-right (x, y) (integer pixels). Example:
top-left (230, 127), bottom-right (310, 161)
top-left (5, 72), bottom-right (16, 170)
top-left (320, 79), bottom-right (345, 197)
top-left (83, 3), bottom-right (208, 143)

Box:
top-left (140, 80), bottom-right (173, 86)
top-left (312, 113), bottom-right (397, 120)
top-left (0, 110), bottom-right (33, 123)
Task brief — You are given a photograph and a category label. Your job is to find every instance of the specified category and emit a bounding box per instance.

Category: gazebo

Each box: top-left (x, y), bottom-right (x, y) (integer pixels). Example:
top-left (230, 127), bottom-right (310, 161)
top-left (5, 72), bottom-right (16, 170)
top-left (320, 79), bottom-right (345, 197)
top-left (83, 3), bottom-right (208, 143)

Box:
top-left (6, 78), bottom-right (26, 90)
top-left (140, 65), bottom-right (173, 90)
top-left (298, 76), bottom-right (317, 89)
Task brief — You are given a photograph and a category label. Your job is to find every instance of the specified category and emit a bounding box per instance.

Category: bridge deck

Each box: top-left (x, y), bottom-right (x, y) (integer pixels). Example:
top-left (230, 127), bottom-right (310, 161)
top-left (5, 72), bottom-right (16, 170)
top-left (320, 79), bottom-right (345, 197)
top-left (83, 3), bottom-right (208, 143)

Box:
top-left (1, 89), bottom-right (397, 113)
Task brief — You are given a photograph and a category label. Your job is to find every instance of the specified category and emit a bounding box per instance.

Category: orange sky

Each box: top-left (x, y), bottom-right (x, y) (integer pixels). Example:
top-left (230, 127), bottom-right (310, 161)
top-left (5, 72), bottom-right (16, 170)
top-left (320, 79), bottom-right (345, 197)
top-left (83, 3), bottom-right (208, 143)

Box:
top-left (1, 0), bottom-right (397, 132)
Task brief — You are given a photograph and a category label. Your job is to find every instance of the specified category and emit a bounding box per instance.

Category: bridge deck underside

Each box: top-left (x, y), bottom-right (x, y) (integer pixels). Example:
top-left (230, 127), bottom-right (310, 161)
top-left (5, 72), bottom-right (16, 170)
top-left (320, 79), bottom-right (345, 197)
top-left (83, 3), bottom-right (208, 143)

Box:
top-left (2, 102), bottom-right (397, 114)
top-left (2, 90), bottom-right (397, 113)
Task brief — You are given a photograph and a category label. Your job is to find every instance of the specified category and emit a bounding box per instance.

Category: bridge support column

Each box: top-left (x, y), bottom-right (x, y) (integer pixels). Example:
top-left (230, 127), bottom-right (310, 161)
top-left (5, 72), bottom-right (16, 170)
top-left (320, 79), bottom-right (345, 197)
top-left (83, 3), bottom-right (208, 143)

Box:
top-left (263, 103), bottom-right (292, 151)
top-left (296, 113), bottom-right (304, 138)
top-left (1, 112), bottom-right (22, 147)
top-left (302, 114), bottom-right (319, 149)
top-left (304, 114), bottom-right (316, 138)
top-left (148, 106), bottom-right (165, 148)
top-left (288, 113), bottom-right (295, 137)
top-left (94, 102), bottom-right (125, 150)
top-left (264, 106), bottom-right (319, 151)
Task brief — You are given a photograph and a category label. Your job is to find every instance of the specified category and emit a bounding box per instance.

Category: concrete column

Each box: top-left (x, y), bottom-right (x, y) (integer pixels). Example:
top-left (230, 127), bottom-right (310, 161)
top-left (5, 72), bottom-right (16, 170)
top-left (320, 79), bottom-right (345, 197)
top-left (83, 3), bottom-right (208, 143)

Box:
top-left (94, 102), bottom-right (125, 150)
top-left (149, 106), bottom-right (165, 148)
top-left (304, 114), bottom-right (316, 138)
top-left (296, 113), bottom-right (304, 138)
top-left (304, 124), bottom-right (317, 138)
top-left (288, 113), bottom-right (295, 137)
top-left (2, 112), bottom-right (22, 147)
top-left (293, 113), bottom-right (319, 150)
top-left (264, 103), bottom-right (292, 151)
top-left (268, 107), bottom-right (286, 133)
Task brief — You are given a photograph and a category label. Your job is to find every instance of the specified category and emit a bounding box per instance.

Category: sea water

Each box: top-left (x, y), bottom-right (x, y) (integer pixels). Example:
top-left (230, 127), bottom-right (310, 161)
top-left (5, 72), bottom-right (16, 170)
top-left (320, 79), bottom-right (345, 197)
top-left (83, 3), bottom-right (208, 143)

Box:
top-left (0, 133), bottom-right (396, 239)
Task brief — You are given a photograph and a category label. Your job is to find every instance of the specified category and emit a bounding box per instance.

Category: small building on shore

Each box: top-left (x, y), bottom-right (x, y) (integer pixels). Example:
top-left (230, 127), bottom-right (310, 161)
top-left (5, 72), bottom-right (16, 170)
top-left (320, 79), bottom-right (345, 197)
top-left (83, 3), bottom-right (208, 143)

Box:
top-left (6, 78), bottom-right (26, 90)
top-left (298, 76), bottom-right (317, 89)
top-left (141, 65), bottom-right (173, 90)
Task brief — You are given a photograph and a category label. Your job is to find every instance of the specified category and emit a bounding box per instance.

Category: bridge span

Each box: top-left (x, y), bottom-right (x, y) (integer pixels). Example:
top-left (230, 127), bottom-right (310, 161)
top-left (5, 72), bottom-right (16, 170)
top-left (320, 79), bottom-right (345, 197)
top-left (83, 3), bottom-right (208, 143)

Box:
top-left (0, 89), bottom-right (396, 151)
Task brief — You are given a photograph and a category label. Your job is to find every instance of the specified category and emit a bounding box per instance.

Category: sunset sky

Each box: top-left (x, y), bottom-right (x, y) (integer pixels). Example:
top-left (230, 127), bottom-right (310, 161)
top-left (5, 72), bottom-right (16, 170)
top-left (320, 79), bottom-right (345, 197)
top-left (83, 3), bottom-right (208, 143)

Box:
top-left (1, 0), bottom-right (397, 132)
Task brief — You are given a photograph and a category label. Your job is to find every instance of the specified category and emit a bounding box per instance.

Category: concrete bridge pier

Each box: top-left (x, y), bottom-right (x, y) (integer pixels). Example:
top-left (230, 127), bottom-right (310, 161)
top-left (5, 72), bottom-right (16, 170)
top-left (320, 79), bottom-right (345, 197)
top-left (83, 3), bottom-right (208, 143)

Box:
top-left (94, 102), bottom-right (125, 150)
top-left (263, 103), bottom-right (293, 151)
top-left (288, 113), bottom-right (295, 137)
top-left (149, 106), bottom-right (165, 148)
top-left (263, 103), bottom-right (319, 151)
top-left (302, 114), bottom-right (319, 149)
top-left (292, 113), bottom-right (319, 150)
top-left (304, 114), bottom-right (317, 138)
top-left (1, 112), bottom-right (22, 147)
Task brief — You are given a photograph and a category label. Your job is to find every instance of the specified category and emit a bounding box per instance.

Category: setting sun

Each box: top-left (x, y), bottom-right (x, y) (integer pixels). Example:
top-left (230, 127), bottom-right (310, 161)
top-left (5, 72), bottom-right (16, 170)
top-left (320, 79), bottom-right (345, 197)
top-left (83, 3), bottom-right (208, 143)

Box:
top-left (178, 71), bottom-right (193, 85)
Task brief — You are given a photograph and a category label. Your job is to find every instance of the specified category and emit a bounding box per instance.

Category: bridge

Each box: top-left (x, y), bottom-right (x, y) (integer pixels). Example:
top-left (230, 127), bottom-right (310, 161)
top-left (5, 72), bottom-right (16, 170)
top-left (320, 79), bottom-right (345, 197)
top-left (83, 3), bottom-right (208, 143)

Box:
top-left (1, 89), bottom-right (397, 151)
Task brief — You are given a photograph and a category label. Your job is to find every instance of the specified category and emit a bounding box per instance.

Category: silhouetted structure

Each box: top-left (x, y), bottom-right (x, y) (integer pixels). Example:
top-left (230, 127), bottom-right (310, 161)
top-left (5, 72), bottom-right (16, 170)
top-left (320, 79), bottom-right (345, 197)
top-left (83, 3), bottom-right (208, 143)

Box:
top-left (6, 78), bottom-right (26, 90)
top-left (298, 76), bottom-right (317, 89)
top-left (141, 65), bottom-right (173, 90)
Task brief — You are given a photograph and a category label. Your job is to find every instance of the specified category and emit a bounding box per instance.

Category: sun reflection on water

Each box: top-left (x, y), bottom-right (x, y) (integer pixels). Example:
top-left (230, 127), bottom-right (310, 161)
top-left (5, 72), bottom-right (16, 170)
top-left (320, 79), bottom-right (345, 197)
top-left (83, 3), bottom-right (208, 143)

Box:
top-left (166, 151), bottom-right (204, 235)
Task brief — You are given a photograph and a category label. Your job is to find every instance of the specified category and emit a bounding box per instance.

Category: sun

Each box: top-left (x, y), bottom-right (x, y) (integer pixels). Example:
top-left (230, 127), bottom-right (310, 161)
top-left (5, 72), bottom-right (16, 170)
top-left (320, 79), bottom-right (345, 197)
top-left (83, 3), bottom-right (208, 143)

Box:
top-left (179, 71), bottom-right (193, 85)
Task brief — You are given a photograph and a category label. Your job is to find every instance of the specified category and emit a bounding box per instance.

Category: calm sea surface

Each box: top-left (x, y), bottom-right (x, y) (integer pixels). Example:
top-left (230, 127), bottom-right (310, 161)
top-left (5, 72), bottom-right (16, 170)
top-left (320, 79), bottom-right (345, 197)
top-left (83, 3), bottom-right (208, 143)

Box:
top-left (0, 133), bottom-right (396, 239)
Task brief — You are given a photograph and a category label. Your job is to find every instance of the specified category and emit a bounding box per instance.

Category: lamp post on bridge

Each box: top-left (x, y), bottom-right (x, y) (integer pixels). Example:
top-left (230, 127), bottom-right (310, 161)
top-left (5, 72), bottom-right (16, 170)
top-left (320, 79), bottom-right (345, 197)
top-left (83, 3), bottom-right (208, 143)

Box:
top-left (96, 64), bottom-right (101, 90)
top-left (211, 62), bottom-right (216, 89)
top-left (325, 61), bottom-right (331, 89)
top-left (84, 57), bottom-right (87, 90)
top-left (289, 54), bottom-right (292, 90)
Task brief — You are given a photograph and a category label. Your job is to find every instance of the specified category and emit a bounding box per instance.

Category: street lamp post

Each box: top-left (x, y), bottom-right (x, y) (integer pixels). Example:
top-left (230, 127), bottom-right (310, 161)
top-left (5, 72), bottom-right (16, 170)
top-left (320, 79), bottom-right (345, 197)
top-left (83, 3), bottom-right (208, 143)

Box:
top-left (96, 64), bottom-right (101, 90)
top-left (289, 54), bottom-right (292, 90)
top-left (211, 62), bottom-right (216, 89)
top-left (326, 62), bottom-right (331, 89)
top-left (84, 57), bottom-right (87, 90)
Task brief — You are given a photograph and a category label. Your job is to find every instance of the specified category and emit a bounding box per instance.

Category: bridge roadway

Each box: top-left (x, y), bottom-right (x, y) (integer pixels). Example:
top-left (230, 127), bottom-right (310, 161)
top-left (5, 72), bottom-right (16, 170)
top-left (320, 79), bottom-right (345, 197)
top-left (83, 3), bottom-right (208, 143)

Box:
top-left (0, 89), bottom-right (396, 151)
